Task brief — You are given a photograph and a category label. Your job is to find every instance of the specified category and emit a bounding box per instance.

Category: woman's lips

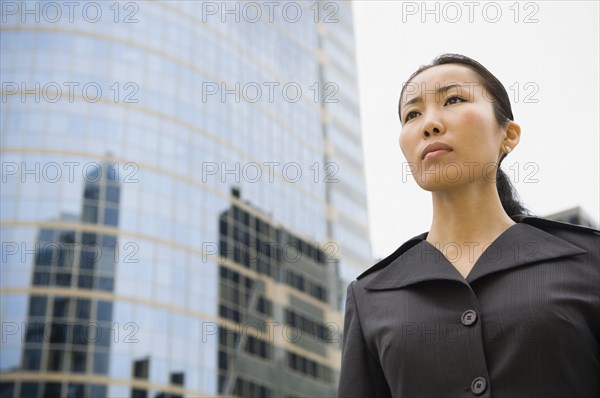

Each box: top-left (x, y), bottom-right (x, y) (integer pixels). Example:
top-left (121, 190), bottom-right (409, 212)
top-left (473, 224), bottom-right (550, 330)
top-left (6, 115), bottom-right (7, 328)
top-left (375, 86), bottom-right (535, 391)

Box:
top-left (423, 149), bottom-right (452, 160)
top-left (421, 142), bottom-right (453, 160)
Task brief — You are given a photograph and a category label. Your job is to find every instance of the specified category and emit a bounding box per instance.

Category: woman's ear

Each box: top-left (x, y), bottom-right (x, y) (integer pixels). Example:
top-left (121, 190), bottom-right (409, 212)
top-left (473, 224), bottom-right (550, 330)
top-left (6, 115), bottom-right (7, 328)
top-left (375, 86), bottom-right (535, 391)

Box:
top-left (503, 121), bottom-right (521, 152)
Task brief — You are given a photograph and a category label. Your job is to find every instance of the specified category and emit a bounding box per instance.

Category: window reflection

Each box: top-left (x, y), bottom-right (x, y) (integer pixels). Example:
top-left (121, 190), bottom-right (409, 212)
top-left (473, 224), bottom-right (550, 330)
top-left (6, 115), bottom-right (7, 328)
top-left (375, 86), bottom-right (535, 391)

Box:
top-left (20, 161), bottom-right (120, 394)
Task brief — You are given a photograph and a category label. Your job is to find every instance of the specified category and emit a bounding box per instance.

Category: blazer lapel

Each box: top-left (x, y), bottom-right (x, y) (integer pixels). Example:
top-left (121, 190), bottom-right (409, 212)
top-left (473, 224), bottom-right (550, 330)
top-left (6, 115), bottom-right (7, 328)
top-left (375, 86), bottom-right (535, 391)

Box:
top-left (466, 222), bottom-right (588, 283)
top-left (363, 239), bottom-right (465, 290)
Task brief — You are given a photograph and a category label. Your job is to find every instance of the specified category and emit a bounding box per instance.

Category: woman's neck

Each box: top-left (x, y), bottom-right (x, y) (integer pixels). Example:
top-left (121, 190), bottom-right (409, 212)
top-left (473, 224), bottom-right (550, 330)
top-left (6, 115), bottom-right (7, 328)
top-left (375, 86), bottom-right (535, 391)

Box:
top-left (426, 182), bottom-right (515, 245)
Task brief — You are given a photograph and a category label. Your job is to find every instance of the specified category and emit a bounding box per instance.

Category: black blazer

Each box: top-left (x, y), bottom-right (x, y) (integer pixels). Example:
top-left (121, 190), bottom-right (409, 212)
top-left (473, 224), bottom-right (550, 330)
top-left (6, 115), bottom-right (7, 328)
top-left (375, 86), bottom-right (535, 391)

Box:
top-left (338, 214), bottom-right (600, 398)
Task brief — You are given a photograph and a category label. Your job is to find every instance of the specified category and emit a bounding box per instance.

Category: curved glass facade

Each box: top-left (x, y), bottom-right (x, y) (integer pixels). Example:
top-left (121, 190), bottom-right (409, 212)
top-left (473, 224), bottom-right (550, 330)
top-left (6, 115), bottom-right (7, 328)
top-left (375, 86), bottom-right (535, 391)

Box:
top-left (1, 1), bottom-right (371, 397)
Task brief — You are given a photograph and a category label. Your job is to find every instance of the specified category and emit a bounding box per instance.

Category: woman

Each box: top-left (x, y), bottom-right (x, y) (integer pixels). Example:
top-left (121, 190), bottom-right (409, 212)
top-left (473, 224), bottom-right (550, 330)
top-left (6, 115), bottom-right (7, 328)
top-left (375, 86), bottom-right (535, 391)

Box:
top-left (337, 54), bottom-right (599, 398)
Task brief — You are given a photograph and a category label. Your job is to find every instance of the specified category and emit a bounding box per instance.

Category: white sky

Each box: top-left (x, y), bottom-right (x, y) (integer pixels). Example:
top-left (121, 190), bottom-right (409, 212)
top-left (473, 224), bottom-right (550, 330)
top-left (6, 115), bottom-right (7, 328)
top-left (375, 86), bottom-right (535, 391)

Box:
top-left (352, 1), bottom-right (600, 260)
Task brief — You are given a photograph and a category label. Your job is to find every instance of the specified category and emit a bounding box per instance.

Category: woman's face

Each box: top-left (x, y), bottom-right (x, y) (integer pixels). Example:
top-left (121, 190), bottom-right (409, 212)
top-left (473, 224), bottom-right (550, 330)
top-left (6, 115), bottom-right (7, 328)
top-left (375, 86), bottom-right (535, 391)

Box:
top-left (399, 64), bottom-right (516, 191)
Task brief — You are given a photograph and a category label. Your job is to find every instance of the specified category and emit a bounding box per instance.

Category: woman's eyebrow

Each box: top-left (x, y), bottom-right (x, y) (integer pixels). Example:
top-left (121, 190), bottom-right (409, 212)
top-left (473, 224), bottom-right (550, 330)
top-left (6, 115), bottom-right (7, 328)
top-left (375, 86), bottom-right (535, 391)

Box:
top-left (404, 83), bottom-right (465, 107)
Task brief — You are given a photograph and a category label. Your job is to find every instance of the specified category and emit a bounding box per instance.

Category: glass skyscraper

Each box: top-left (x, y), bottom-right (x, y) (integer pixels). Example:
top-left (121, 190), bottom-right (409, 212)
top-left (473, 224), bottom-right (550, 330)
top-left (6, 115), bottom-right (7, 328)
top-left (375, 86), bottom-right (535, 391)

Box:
top-left (1, 1), bottom-right (371, 397)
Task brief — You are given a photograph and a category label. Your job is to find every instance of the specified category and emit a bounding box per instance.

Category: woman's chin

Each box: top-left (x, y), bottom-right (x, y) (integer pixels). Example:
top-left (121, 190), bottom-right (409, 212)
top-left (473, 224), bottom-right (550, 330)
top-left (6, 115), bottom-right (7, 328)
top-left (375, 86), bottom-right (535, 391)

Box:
top-left (414, 176), bottom-right (466, 192)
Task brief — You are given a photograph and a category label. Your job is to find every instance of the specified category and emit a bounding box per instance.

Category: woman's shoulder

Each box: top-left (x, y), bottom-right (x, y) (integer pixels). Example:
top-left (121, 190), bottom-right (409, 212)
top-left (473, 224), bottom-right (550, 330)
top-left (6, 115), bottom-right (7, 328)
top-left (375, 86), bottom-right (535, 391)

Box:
top-left (512, 213), bottom-right (600, 236)
top-left (513, 214), bottom-right (599, 258)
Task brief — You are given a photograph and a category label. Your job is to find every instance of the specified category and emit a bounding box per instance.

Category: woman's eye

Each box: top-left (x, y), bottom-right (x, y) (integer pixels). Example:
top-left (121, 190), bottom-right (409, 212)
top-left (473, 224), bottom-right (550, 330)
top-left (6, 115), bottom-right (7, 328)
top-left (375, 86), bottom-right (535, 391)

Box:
top-left (404, 111), bottom-right (419, 123)
top-left (445, 96), bottom-right (465, 105)
top-left (404, 96), bottom-right (465, 122)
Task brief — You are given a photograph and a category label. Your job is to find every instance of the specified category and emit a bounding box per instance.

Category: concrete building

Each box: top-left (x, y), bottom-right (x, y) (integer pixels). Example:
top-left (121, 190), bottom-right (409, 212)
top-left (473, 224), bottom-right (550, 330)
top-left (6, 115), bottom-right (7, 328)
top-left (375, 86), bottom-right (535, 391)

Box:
top-left (544, 207), bottom-right (599, 229)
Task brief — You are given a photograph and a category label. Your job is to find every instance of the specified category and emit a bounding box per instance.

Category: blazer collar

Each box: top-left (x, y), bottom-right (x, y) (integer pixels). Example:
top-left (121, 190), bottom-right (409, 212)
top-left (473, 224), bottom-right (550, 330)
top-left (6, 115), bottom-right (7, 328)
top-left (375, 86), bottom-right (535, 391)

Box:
top-left (362, 214), bottom-right (589, 290)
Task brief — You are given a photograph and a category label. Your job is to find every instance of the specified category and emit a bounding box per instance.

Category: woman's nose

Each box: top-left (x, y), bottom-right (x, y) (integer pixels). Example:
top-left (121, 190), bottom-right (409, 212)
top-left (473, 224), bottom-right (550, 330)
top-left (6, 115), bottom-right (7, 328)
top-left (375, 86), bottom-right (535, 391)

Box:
top-left (421, 113), bottom-right (445, 137)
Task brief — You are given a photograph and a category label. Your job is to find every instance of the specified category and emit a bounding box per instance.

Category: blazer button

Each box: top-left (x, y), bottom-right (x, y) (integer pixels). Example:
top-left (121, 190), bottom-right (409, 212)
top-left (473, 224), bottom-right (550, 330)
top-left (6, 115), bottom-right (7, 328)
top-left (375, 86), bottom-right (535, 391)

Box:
top-left (461, 310), bottom-right (477, 326)
top-left (470, 377), bottom-right (487, 395)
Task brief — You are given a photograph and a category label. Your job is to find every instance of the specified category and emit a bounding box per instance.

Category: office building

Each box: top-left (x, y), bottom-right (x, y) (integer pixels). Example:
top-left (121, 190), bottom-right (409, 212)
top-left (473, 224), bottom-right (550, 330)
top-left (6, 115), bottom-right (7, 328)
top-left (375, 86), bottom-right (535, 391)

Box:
top-left (0, 1), bottom-right (370, 397)
top-left (544, 206), bottom-right (598, 229)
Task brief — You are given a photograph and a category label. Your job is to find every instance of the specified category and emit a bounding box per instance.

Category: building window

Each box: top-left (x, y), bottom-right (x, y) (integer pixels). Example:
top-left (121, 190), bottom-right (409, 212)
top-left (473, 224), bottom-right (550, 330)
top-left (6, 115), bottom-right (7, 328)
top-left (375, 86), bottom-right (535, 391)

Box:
top-left (233, 377), bottom-right (273, 398)
top-left (256, 296), bottom-right (273, 317)
top-left (286, 352), bottom-right (333, 383)
top-left (285, 270), bottom-right (328, 303)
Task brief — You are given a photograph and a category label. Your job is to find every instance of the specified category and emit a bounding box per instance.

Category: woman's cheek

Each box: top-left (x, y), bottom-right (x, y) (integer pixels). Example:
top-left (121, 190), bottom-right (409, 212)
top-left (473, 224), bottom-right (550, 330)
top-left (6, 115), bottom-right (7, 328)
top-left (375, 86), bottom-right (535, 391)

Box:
top-left (456, 106), bottom-right (492, 133)
top-left (398, 132), bottom-right (413, 161)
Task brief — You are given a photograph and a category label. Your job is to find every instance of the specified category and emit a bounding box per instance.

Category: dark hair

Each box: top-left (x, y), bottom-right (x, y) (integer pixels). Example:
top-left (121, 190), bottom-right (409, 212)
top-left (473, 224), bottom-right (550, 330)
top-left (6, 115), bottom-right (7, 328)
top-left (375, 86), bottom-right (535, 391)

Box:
top-left (398, 53), bottom-right (532, 217)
